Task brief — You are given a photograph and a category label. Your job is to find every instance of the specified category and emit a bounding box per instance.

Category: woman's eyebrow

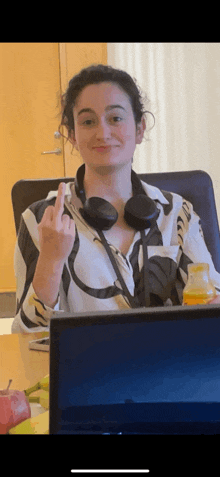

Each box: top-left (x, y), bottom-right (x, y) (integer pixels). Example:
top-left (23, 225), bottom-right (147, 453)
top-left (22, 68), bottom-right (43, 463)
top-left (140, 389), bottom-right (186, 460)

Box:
top-left (106, 104), bottom-right (127, 112)
top-left (77, 105), bottom-right (127, 117)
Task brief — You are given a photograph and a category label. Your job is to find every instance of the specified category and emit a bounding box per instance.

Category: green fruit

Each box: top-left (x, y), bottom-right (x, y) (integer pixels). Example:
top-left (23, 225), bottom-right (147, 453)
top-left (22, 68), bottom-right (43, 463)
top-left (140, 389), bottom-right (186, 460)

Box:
top-left (24, 374), bottom-right (49, 397)
top-left (9, 410), bottom-right (49, 434)
top-left (39, 390), bottom-right (49, 410)
top-left (28, 390), bottom-right (49, 410)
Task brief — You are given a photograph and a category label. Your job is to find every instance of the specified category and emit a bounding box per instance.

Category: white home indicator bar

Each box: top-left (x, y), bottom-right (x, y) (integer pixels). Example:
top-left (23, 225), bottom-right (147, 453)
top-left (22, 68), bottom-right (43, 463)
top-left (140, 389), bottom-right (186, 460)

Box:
top-left (71, 471), bottom-right (150, 474)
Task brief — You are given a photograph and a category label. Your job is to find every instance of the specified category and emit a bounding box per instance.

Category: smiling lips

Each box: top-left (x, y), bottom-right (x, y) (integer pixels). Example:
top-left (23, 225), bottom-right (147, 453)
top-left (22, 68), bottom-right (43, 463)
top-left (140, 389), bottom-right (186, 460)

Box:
top-left (93, 145), bottom-right (118, 153)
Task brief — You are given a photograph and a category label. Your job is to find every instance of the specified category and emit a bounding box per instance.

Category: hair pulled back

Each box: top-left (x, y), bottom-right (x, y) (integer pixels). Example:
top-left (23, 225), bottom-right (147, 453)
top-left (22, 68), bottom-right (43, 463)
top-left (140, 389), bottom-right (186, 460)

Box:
top-left (59, 64), bottom-right (155, 140)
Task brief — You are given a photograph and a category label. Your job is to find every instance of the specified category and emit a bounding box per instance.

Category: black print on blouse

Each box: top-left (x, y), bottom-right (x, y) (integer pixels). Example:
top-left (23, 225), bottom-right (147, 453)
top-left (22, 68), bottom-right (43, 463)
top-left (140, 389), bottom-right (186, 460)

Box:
top-left (68, 228), bottom-right (126, 300)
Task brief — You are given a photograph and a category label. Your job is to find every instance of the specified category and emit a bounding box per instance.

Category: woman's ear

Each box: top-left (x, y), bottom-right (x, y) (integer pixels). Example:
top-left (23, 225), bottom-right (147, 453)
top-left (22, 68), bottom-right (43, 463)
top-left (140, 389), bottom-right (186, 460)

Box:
top-left (69, 131), bottom-right (79, 151)
top-left (135, 116), bottom-right (146, 145)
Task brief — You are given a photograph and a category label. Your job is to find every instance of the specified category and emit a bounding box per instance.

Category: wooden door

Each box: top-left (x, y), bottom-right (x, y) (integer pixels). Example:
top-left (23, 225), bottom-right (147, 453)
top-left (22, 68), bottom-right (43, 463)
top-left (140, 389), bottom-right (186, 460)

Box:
top-left (0, 43), bottom-right (64, 292)
top-left (0, 42), bottom-right (107, 295)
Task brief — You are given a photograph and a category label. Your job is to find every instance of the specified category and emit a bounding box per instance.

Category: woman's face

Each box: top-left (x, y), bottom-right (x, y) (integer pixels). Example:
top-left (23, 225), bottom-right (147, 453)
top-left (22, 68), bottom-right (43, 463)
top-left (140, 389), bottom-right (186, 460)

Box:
top-left (71, 82), bottom-right (145, 171)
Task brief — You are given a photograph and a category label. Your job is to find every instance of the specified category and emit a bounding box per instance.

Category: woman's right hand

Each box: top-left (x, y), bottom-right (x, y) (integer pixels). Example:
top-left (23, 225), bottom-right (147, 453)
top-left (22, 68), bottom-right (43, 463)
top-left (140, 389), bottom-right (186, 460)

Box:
top-left (38, 182), bottom-right (75, 263)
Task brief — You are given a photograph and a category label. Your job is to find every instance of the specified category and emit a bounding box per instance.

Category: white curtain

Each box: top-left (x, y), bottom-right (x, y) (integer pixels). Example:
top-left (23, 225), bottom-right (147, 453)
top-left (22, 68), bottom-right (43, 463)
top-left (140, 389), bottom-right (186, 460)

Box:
top-left (107, 43), bottom-right (220, 220)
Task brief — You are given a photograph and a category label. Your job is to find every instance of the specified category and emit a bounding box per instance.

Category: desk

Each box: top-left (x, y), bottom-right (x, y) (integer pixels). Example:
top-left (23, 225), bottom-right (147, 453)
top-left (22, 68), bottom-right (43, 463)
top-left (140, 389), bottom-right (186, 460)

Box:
top-left (0, 331), bottom-right (49, 391)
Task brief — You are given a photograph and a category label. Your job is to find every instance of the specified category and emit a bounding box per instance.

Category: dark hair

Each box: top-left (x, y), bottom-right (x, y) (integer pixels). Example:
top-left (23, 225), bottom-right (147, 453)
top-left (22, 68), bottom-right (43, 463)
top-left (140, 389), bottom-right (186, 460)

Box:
top-left (59, 64), bottom-right (155, 140)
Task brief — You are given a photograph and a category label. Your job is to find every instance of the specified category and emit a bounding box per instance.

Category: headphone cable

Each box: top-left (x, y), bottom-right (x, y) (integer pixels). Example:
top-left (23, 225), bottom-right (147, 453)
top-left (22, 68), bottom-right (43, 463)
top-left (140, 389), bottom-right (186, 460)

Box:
top-left (97, 229), bottom-right (138, 309)
top-left (141, 230), bottom-right (151, 308)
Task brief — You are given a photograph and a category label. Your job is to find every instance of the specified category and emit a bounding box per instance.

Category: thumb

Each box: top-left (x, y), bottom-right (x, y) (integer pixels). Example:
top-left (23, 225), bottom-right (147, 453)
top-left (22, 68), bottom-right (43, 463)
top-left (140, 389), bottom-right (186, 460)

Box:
top-left (207, 295), bottom-right (220, 304)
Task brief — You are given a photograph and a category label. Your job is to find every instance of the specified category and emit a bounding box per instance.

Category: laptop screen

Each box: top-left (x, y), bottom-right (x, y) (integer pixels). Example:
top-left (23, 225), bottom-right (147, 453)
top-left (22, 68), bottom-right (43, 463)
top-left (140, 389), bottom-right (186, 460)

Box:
top-left (49, 304), bottom-right (220, 434)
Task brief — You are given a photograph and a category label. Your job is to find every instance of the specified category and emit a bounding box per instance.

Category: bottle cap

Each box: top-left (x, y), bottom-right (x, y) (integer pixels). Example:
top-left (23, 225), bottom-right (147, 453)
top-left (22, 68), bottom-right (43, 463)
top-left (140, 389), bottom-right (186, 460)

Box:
top-left (188, 263), bottom-right (209, 273)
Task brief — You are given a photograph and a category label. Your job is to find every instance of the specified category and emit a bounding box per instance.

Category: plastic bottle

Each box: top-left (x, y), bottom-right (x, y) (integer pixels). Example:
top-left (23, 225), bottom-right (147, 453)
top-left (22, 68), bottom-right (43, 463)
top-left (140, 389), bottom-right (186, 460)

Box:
top-left (183, 263), bottom-right (216, 305)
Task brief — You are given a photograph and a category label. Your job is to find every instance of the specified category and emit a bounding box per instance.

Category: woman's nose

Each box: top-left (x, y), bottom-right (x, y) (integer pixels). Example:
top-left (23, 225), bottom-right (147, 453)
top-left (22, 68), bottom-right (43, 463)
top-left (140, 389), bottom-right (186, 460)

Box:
top-left (95, 119), bottom-right (112, 140)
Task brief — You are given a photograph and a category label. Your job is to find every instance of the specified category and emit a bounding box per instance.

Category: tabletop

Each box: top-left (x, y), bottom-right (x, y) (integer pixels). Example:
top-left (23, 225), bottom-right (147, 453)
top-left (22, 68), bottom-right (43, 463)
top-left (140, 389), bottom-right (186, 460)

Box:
top-left (0, 331), bottom-right (49, 392)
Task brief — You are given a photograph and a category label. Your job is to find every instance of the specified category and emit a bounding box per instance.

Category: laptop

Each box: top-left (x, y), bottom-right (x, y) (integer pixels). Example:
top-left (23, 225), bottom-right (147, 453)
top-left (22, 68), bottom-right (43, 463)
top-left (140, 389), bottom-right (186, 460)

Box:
top-left (49, 303), bottom-right (220, 434)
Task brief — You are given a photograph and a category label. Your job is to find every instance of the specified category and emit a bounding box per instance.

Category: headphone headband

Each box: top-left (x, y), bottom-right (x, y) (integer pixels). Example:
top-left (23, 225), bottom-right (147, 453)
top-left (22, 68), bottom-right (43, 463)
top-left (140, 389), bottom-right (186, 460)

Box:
top-left (75, 163), bottom-right (87, 204)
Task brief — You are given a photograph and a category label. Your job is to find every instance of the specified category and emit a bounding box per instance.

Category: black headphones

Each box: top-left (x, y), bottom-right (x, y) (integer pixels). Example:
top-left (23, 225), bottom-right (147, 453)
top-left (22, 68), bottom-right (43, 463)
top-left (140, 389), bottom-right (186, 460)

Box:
top-left (75, 163), bottom-right (160, 231)
top-left (74, 163), bottom-right (160, 308)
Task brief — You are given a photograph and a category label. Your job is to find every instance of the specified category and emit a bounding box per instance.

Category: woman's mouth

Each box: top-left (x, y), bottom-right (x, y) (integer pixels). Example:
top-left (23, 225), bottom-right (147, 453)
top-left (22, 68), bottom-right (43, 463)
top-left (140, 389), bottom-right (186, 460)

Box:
top-left (93, 145), bottom-right (120, 153)
top-left (93, 146), bottom-right (112, 153)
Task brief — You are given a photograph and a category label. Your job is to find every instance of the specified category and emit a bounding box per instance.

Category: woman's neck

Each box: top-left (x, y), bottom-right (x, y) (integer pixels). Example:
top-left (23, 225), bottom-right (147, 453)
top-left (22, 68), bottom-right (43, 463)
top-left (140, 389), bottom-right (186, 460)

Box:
top-left (83, 163), bottom-right (133, 211)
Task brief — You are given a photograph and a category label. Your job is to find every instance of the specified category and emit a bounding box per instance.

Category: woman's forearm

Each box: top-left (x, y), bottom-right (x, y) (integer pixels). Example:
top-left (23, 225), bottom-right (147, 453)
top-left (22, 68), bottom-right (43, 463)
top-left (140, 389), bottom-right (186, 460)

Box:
top-left (32, 252), bottom-right (65, 308)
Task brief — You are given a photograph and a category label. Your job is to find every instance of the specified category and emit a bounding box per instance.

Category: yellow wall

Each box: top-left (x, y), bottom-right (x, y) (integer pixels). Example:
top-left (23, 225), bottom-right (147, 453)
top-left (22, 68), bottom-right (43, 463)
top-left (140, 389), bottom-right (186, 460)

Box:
top-left (0, 43), bottom-right (107, 293)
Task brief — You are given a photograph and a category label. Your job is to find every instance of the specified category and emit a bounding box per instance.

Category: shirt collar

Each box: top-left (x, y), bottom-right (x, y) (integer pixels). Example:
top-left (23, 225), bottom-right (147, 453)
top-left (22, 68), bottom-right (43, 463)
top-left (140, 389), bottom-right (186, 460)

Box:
top-left (140, 179), bottom-right (169, 205)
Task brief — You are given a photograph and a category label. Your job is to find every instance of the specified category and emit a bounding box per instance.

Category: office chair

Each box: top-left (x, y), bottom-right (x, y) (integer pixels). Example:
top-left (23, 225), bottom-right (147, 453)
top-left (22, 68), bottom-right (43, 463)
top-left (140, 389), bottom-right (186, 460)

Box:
top-left (11, 169), bottom-right (220, 274)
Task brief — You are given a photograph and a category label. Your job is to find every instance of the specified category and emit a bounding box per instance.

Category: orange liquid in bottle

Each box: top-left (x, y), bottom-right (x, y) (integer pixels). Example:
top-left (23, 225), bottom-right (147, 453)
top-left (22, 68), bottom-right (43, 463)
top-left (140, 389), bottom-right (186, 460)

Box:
top-left (182, 291), bottom-right (214, 305)
top-left (182, 263), bottom-right (216, 306)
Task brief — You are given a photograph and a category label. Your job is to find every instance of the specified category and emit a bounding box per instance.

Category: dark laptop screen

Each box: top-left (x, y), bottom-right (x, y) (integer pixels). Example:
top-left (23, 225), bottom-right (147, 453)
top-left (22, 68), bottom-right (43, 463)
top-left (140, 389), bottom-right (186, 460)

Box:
top-left (49, 305), bottom-right (220, 434)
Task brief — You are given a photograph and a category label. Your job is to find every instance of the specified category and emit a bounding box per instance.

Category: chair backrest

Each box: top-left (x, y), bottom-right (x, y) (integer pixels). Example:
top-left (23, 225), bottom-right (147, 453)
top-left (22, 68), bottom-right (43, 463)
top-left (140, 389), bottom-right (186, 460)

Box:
top-left (11, 169), bottom-right (220, 273)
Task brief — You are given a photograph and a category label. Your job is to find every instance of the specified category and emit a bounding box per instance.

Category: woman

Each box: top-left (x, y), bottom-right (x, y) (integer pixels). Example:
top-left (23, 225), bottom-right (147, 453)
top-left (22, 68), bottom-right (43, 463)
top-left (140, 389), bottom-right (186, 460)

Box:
top-left (12, 64), bottom-right (220, 334)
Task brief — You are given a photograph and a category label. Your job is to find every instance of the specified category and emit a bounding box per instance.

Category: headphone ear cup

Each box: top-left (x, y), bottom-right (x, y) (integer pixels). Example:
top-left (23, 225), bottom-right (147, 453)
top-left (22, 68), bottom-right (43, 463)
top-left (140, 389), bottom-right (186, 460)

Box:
top-left (124, 195), bottom-right (160, 230)
top-left (80, 197), bottom-right (118, 231)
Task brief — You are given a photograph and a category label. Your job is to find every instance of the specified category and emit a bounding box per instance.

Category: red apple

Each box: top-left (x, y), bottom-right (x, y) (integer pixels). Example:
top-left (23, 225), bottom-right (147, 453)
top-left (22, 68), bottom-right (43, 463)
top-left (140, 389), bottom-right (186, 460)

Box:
top-left (0, 379), bottom-right (31, 434)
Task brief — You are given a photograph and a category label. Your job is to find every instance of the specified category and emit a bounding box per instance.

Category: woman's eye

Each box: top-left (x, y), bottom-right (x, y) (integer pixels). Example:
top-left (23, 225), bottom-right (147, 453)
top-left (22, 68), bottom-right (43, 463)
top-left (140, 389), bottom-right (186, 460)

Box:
top-left (111, 116), bottom-right (122, 123)
top-left (81, 116), bottom-right (123, 126)
top-left (83, 119), bottom-right (94, 126)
